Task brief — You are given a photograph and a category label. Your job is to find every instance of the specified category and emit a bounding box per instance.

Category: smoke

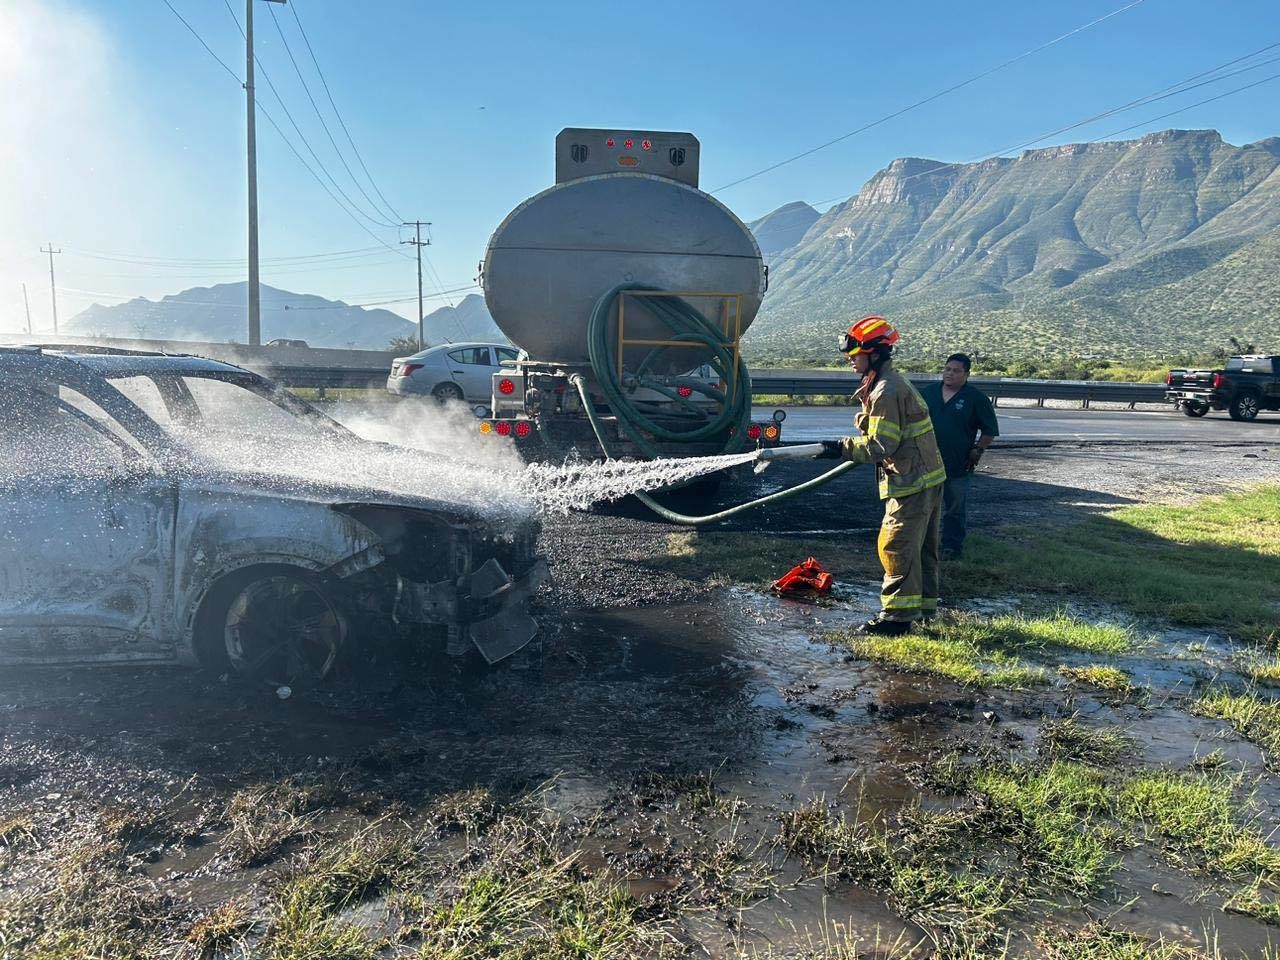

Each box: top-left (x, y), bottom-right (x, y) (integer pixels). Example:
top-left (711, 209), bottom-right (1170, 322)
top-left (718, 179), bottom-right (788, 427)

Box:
top-left (330, 396), bottom-right (526, 473)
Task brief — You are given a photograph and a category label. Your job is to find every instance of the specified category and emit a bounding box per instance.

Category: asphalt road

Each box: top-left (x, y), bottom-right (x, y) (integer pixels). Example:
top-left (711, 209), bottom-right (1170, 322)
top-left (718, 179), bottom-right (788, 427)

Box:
top-left (758, 404), bottom-right (1280, 444)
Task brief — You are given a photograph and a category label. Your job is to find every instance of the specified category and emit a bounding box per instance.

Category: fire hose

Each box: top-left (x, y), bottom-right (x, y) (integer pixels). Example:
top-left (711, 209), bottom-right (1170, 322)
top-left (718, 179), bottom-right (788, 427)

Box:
top-left (569, 373), bottom-right (857, 525)
top-left (585, 285), bottom-right (754, 458)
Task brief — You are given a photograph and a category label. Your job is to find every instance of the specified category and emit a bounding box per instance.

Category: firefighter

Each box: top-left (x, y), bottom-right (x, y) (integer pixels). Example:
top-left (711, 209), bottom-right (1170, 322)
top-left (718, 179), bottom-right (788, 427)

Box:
top-left (816, 316), bottom-right (947, 635)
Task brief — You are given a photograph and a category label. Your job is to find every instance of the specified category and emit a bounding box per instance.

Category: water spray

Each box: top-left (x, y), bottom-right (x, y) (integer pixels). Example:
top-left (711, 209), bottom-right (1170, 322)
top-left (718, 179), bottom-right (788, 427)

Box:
top-left (569, 375), bottom-right (856, 525)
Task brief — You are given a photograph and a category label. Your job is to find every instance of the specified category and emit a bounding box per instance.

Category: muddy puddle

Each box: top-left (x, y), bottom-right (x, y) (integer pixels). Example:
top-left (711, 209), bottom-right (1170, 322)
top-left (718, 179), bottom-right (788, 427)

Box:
top-left (2, 586), bottom-right (1278, 957)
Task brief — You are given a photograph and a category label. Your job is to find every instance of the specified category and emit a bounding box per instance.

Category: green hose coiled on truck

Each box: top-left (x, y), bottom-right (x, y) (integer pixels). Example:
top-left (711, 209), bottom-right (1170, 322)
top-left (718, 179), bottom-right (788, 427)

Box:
top-left (585, 285), bottom-right (753, 458)
top-left (577, 285), bottom-right (857, 525)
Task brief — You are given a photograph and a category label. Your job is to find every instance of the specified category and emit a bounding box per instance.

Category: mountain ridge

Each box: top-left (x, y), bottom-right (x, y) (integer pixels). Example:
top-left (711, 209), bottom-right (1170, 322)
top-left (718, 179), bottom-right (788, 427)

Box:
top-left (747, 128), bottom-right (1280, 362)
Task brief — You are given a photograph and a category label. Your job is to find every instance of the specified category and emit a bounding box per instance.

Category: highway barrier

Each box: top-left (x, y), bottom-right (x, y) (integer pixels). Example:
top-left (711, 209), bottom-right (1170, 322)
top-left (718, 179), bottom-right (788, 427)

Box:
top-left (1, 334), bottom-right (1167, 407)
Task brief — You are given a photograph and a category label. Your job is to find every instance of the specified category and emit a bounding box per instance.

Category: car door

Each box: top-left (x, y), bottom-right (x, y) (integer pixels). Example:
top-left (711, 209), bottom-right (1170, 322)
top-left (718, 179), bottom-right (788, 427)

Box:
top-left (446, 346), bottom-right (496, 401)
top-left (0, 380), bottom-right (177, 664)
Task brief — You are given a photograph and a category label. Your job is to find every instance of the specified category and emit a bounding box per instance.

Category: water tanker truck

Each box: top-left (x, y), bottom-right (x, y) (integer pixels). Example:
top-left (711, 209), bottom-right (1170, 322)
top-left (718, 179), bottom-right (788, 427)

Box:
top-left (477, 128), bottom-right (784, 463)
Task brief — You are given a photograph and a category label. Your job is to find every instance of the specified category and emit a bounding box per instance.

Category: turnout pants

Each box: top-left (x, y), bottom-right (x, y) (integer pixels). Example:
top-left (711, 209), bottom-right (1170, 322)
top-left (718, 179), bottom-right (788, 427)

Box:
top-left (877, 484), bottom-right (943, 622)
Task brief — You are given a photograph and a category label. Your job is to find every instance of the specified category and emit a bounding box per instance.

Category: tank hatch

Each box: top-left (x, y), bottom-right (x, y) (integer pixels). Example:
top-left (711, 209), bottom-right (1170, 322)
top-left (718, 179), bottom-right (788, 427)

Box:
top-left (556, 128), bottom-right (700, 187)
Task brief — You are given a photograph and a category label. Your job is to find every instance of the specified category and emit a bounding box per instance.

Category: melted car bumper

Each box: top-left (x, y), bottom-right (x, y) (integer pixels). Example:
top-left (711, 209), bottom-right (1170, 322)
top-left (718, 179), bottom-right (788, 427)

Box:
top-left (392, 557), bottom-right (550, 662)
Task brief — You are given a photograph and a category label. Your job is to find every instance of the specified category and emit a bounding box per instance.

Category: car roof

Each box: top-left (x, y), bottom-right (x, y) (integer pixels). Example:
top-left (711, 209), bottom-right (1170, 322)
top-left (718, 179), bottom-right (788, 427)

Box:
top-left (0, 345), bottom-right (250, 378)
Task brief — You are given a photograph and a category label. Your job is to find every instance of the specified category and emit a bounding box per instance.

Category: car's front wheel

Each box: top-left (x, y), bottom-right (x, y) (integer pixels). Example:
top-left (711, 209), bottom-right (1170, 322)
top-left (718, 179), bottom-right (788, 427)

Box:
top-left (195, 567), bottom-right (347, 689)
top-left (433, 382), bottom-right (465, 403)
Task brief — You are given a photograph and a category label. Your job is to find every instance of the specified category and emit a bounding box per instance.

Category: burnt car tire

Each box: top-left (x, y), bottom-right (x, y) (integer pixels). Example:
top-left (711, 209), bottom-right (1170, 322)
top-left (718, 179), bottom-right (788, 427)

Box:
top-left (432, 382), bottom-right (465, 403)
top-left (195, 567), bottom-right (348, 690)
top-left (1182, 401), bottom-right (1210, 418)
top-left (1228, 392), bottom-right (1261, 422)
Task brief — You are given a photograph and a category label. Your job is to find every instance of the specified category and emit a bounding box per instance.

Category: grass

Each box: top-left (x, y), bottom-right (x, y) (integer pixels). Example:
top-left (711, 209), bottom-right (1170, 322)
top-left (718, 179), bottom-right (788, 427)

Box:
top-left (186, 900), bottom-right (255, 954)
top-left (946, 487), bottom-right (1280, 642)
top-left (1037, 717), bottom-right (1131, 765)
top-left (1059, 663), bottom-right (1138, 695)
top-left (1241, 652), bottom-right (1280, 685)
top-left (776, 799), bottom-right (1015, 954)
top-left (1118, 770), bottom-right (1280, 880)
top-left (833, 612), bottom-right (1131, 688)
top-left (1193, 688), bottom-right (1280, 760)
top-left (971, 761), bottom-right (1119, 894)
top-left (0, 827), bottom-right (172, 960)
top-left (405, 820), bottom-right (670, 960)
top-left (1038, 923), bottom-right (1221, 959)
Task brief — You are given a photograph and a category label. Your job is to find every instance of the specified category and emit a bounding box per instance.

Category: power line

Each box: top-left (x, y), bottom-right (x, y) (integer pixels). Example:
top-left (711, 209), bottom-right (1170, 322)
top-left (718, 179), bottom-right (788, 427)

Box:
top-left (1090, 70), bottom-right (1280, 141)
top-left (159, 0), bottom-right (413, 260)
top-left (267, 2), bottom-right (400, 228)
top-left (798, 41), bottom-right (1280, 214)
top-left (711, 0), bottom-right (1150, 193)
top-left (219, 0), bottom-right (399, 230)
top-left (290, 0), bottom-right (403, 224)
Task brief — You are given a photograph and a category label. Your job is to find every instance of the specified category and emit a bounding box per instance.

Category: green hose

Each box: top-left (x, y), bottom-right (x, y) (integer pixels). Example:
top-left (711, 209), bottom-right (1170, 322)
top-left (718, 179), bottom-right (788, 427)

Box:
top-left (569, 374), bottom-right (858, 525)
top-left (585, 285), bottom-right (753, 458)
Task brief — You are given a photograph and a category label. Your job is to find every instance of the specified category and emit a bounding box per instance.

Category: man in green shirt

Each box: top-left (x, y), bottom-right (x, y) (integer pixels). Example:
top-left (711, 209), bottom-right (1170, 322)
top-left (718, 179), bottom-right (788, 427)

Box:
top-left (921, 353), bottom-right (999, 559)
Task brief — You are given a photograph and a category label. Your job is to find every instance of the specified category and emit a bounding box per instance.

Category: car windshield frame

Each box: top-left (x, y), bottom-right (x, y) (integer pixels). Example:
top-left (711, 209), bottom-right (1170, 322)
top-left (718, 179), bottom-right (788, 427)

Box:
top-left (101, 369), bottom-right (358, 443)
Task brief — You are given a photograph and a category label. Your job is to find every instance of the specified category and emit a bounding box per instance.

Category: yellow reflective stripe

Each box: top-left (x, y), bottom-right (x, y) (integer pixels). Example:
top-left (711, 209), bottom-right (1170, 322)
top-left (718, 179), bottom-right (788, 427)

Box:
top-left (904, 416), bottom-right (934, 439)
top-left (881, 465), bottom-right (947, 499)
top-left (859, 318), bottom-right (888, 336)
top-left (920, 598), bottom-right (939, 611)
top-left (865, 415), bottom-right (902, 441)
top-left (881, 594), bottom-right (923, 609)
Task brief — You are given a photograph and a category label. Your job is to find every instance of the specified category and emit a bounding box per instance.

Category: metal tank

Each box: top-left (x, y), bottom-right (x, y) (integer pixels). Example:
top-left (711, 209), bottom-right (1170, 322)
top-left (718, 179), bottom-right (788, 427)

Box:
top-left (481, 129), bottom-right (764, 373)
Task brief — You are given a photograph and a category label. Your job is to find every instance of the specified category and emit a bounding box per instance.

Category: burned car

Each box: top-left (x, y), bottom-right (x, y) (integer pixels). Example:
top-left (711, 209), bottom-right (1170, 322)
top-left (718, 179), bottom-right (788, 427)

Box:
top-left (0, 346), bottom-right (547, 687)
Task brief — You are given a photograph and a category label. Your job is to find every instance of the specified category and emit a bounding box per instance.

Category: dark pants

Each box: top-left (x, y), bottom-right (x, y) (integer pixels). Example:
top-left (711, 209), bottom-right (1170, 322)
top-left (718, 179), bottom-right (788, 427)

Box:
top-left (941, 474), bottom-right (970, 555)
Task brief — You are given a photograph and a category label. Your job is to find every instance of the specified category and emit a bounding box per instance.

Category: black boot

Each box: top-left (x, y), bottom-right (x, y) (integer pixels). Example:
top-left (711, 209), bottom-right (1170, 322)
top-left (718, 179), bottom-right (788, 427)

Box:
top-left (856, 616), bottom-right (912, 636)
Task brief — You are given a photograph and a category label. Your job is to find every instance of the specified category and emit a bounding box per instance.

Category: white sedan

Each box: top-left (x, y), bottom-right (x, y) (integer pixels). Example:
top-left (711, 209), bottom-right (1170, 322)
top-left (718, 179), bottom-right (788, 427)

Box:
top-left (386, 342), bottom-right (523, 403)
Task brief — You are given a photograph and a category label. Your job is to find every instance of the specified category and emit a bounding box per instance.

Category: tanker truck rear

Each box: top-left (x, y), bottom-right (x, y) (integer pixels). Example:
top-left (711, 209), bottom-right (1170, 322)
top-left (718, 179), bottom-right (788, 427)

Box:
top-left (477, 128), bottom-right (783, 461)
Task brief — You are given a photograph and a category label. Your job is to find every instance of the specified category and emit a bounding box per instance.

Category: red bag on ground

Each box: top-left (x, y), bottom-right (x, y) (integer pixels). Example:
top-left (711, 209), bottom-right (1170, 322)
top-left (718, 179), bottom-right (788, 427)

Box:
top-left (772, 557), bottom-right (834, 595)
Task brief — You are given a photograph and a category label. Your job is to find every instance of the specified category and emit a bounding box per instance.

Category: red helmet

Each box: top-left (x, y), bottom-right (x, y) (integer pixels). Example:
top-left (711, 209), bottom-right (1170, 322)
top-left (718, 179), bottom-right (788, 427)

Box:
top-left (839, 316), bottom-right (900, 357)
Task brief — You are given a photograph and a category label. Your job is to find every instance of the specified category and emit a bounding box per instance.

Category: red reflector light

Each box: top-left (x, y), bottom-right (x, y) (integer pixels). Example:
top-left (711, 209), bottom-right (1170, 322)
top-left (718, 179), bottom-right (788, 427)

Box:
top-left (624, 138), bottom-right (633, 149)
top-left (677, 385), bottom-right (693, 398)
top-left (498, 378), bottom-right (515, 395)
top-left (515, 420), bottom-right (532, 438)
top-left (747, 424), bottom-right (762, 440)
top-left (605, 138), bottom-right (615, 148)
top-left (400, 363), bottom-right (422, 376)
top-left (495, 421), bottom-right (512, 436)
top-left (641, 139), bottom-right (652, 151)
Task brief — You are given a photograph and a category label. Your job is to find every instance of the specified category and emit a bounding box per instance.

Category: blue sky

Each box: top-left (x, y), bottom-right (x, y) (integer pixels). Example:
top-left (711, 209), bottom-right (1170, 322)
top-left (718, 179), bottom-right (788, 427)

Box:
top-left (3, 0), bottom-right (1279, 331)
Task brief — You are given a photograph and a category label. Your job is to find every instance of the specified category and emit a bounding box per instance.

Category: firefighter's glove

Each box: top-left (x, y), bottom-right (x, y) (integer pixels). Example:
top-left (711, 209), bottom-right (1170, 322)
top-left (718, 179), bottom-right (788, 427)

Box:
top-left (815, 440), bottom-right (844, 460)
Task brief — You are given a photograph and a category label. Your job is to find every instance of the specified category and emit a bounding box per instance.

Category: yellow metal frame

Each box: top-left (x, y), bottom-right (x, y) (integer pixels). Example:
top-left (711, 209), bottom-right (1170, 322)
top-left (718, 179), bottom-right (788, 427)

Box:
top-left (615, 290), bottom-right (744, 405)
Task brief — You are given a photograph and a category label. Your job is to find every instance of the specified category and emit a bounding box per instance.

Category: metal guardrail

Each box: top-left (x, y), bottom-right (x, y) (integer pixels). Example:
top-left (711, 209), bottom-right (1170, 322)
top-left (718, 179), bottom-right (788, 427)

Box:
top-left (750, 371), bottom-right (1166, 406)
top-left (1, 335), bottom-right (1168, 405)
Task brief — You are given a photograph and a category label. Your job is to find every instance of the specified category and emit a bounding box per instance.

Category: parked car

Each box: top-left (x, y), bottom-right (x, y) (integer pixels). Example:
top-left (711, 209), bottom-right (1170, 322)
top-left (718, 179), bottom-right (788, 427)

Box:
top-left (265, 338), bottom-right (310, 349)
top-left (0, 346), bottom-right (547, 688)
top-left (1166, 355), bottom-right (1280, 421)
top-left (387, 342), bottom-right (523, 403)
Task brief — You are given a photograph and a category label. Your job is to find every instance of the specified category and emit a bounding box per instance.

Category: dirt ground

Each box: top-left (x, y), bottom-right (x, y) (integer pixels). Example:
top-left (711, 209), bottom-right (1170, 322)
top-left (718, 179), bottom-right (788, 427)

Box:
top-left (2, 442), bottom-right (1280, 958)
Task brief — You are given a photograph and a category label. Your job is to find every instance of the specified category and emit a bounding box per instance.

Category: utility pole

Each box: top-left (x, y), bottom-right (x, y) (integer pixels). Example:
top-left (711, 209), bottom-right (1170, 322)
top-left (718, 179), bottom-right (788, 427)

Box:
top-left (40, 244), bottom-right (61, 335)
top-left (401, 221), bottom-right (430, 350)
top-left (22, 283), bottom-right (31, 334)
top-left (245, 0), bottom-right (287, 347)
